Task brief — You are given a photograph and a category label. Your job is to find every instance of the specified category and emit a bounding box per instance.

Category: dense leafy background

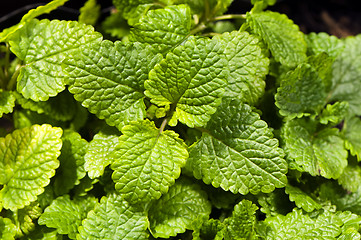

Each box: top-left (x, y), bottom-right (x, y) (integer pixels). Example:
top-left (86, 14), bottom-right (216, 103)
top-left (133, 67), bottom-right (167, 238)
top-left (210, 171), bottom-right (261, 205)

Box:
top-left (1, 0), bottom-right (361, 239)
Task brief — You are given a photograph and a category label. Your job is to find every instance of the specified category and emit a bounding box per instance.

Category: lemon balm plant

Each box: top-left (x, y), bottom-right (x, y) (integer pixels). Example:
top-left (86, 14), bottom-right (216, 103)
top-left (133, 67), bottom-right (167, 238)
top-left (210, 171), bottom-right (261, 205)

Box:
top-left (1, 0), bottom-right (361, 239)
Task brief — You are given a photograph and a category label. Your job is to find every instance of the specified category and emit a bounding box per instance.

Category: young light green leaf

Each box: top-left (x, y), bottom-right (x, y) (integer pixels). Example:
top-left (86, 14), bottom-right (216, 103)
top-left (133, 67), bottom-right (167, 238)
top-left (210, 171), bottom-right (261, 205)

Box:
top-left (8, 19), bottom-right (102, 101)
top-left (53, 130), bottom-right (88, 196)
top-left (0, 217), bottom-right (17, 240)
top-left (111, 120), bottom-right (188, 204)
top-left (0, 0), bottom-right (69, 42)
top-left (192, 217), bottom-right (226, 240)
top-left (330, 35), bottom-right (361, 115)
top-left (319, 102), bottom-right (349, 125)
top-left (259, 208), bottom-right (345, 239)
top-left (148, 177), bottom-right (212, 238)
top-left (14, 90), bottom-right (77, 122)
top-left (78, 192), bottom-right (149, 240)
top-left (0, 90), bottom-right (16, 118)
top-left (247, 11), bottom-right (307, 67)
top-left (79, 0), bottom-right (101, 25)
top-left (17, 225), bottom-right (60, 240)
top-left (285, 184), bottom-right (322, 212)
top-left (38, 195), bottom-right (97, 240)
top-left (209, 0), bottom-right (234, 17)
top-left (145, 36), bottom-right (228, 127)
top-left (307, 52), bottom-right (335, 91)
top-left (65, 41), bottom-right (162, 130)
top-left (214, 31), bottom-right (269, 104)
top-left (282, 119), bottom-right (348, 179)
top-left (343, 116), bottom-right (361, 160)
top-left (275, 63), bottom-right (327, 118)
top-left (0, 124), bottom-right (62, 211)
top-left (172, 0), bottom-right (205, 14)
top-left (306, 32), bottom-right (345, 58)
top-left (84, 127), bottom-right (120, 179)
top-left (257, 189), bottom-right (293, 217)
top-left (101, 11), bottom-right (130, 39)
top-left (224, 199), bottom-right (258, 240)
top-left (112, 0), bottom-right (153, 22)
top-left (186, 98), bottom-right (287, 195)
top-left (6, 202), bottom-right (42, 237)
top-left (129, 4), bottom-right (191, 53)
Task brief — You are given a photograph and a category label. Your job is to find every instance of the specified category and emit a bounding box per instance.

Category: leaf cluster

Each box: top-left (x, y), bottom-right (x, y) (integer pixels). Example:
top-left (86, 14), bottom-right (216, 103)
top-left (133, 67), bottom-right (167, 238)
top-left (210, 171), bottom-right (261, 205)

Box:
top-left (1, 0), bottom-right (361, 239)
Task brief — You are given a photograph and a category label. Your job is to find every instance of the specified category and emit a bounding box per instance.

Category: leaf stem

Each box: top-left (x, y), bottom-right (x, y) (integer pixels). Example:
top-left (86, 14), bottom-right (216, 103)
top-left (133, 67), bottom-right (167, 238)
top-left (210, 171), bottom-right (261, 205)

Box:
top-left (7, 65), bottom-right (21, 90)
top-left (212, 14), bottom-right (247, 21)
top-left (190, 23), bottom-right (208, 35)
top-left (159, 117), bottom-right (168, 133)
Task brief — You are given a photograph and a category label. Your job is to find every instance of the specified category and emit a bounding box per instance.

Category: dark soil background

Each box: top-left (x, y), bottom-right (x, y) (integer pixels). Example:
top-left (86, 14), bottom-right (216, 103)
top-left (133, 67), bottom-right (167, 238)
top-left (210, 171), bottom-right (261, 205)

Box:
top-left (1, 0), bottom-right (361, 37)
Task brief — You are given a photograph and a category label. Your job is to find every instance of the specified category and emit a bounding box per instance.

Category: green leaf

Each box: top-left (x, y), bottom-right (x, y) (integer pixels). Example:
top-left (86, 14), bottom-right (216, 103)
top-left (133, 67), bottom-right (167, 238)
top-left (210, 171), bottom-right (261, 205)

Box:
top-left (172, 0), bottom-right (205, 15)
top-left (84, 127), bottom-right (120, 179)
top-left (247, 11), bottom-right (307, 67)
top-left (148, 177), bottom-right (212, 238)
top-left (251, 0), bottom-right (277, 7)
top-left (259, 208), bottom-right (346, 239)
top-left (65, 41), bottom-right (162, 130)
top-left (0, 0), bottom-right (69, 42)
top-left (38, 195), bottom-right (97, 239)
top-left (17, 225), bottom-right (61, 240)
top-left (78, 0), bottom-right (101, 25)
top-left (6, 202), bottom-right (42, 237)
top-left (319, 182), bottom-right (361, 216)
top-left (129, 4), bottom-right (191, 53)
top-left (101, 11), bottom-right (130, 39)
top-left (257, 189), bottom-right (293, 217)
top-left (186, 98), bottom-right (287, 195)
top-left (8, 19), bottom-right (102, 101)
top-left (77, 192), bottom-right (148, 240)
top-left (111, 120), bottom-right (188, 204)
top-left (0, 90), bottom-right (16, 118)
top-left (0, 217), bottom-right (17, 240)
top-left (214, 31), bottom-right (269, 104)
top-left (318, 102), bottom-right (349, 125)
top-left (337, 211), bottom-right (361, 240)
top-left (343, 116), bottom-right (361, 160)
top-left (282, 119), bottom-right (348, 179)
top-left (285, 184), bottom-right (322, 212)
top-left (307, 52), bottom-right (334, 92)
top-left (0, 124), bottom-right (62, 211)
top-left (14, 90), bottom-right (77, 122)
top-left (275, 63), bottom-right (327, 118)
top-left (211, 0), bottom-right (234, 17)
top-left (330, 35), bottom-right (361, 115)
top-left (224, 199), bottom-right (258, 240)
top-left (112, 0), bottom-right (153, 22)
top-left (204, 185), bottom-right (240, 210)
top-left (13, 110), bottom-right (64, 130)
top-left (306, 32), bottom-right (345, 58)
top-left (145, 36), bottom-right (228, 127)
top-left (338, 162), bottom-right (361, 193)
top-left (53, 130), bottom-right (88, 196)
top-left (192, 217), bottom-right (226, 240)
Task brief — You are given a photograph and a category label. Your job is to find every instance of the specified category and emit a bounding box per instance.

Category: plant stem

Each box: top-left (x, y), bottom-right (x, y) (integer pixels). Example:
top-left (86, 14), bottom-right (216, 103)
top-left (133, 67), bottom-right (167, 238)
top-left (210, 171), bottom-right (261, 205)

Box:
top-left (0, 68), bottom-right (6, 89)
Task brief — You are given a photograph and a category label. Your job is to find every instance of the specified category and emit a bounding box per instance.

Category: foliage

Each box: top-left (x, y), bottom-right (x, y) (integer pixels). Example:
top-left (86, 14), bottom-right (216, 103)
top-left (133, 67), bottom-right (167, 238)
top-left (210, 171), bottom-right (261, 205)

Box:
top-left (0, 0), bottom-right (361, 239)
